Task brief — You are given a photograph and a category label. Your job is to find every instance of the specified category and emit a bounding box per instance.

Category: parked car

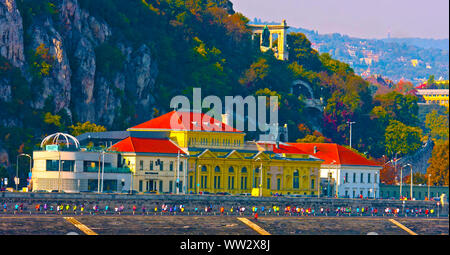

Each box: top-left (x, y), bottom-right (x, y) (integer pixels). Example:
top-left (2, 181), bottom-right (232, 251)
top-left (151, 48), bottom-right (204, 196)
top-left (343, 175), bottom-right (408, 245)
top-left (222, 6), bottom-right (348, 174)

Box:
top-left (33, 190), bottom-right (48, 193)
top-left (123, 190), bottom-right (139, 195)
top-left (216, 192), bottom-right (231, 195)
top-left (239, 193), bottom-right (251, 196)
top-left (143, 190), bottom-right (158, 194)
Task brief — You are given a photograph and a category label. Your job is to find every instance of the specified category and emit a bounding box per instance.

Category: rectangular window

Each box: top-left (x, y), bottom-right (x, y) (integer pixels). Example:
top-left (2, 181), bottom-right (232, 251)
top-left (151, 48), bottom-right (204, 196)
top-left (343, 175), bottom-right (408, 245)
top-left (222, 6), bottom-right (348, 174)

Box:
top-left (179, 181), bottom-right (183, 192)
top-left (267, 178), bottom-right (271, 189)
top-left (360, 173), bottom-right (364, 183)
top-left (293, 177), bottom-right (299, 189)
top-left (169, 181), bottom-right (173, 193)
top-left (150, 161), bottom-right (153, 170)
top-left (353, 173), bottom-right (356, 183)
top-left (61, 161), bottom-right (75, 172)
top-left (179, 161), bottom-right (183, 172)
top-left (345, 173), bottom-right (348, 183)
top-left (83, 161), bottom-right (99, 172)
top-left (189, 176), bottom-right (193, 189)
top-left (170, 161), bottom-right (173, 171)
top-left (159, 180), bottom-right (163, 193)
top-left (277, 178), bottom-right (281, 190)
top-left (139, 180), bottom-right (143, 192)
top-left (139, 160), bottom-right (143, 170)
top-left (375, 173), bottom-right (377, 183)
top-left (47, 160), bottom-right (75, 172)
top-left (46, 160), bottom-right (59, 171)
top-left (311, 179), bottom-right (315, 189)
top-left (241, 176), bottom-right (247, 190)
top-left (160, 161), bottom-right (164, 171)
top-left (368, 173), bottom-right (371, 183)
top-left (201, 176), bottom-right (208, 189)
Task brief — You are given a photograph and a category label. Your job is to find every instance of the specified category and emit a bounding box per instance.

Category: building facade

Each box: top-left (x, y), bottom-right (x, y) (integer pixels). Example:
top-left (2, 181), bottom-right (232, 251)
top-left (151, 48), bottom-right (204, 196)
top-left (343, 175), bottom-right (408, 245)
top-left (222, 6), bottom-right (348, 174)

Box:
top-left (416, 89), bottom-right (449, 108)
top-left (114, 111), bottom-right (323, 196)
top-left (288, 143), bottom-right (381, 198)
top-left (32, 148), bottom-right (132, 193)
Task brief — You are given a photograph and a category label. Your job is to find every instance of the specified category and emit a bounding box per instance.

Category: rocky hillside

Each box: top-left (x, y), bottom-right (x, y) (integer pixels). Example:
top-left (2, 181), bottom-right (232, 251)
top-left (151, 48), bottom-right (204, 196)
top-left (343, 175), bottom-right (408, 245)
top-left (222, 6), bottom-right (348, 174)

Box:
top-left (1, 0), bottom-right (158, 130)
top-left (1, 0), bottom-right (432, 184)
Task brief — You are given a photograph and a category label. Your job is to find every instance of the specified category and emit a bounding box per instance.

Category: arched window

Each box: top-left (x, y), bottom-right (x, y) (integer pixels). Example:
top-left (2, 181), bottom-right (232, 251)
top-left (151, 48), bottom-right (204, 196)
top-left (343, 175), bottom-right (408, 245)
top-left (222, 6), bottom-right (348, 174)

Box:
top-left (201, 165), bottom-right (207, 172)
top-left (228, 166), bottom-right (234, 173)
top-left (241, 167), bottom-right (247, 173)
top-left (214, 166), bottom-right (220, 173)
top-left (293, 170), bottom-right (299, 189)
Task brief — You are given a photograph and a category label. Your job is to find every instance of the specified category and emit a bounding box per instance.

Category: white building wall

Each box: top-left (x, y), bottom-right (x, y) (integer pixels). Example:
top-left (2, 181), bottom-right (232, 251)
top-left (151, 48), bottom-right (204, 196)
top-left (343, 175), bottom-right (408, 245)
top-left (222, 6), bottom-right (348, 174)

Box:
top-left (32, 150), bottom-right (131, 193)
top-left (320, 164), bottom-right (381, 198)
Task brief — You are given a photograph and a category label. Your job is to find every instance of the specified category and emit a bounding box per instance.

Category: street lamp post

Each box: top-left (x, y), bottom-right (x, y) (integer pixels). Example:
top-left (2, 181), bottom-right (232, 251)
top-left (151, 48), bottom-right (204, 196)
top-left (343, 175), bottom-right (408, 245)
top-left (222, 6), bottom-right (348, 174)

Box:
top-left (255, 158), bottom-right (263, 197)
top-left (428, 174), bottom-right (431, 200)
top-left (16, 153), bottom-right (33, 191)
top-left (101, 151), bottom-right (105, 193)
top-left (15, 156), bottom-right (19, 191)
top-left (97, 152), bottom-right (101, 193)
top-left (400, 165), bottom-right (403, 199)
top-left (393, 151), bottom-right (400, 199)
top-left (406, 163), bottom-right (413, 200)
top-left (197, 165), bottom-right (201, 194)
top-left (58, 151), bottom-right (61, 192)
top-left (347, 121), bottom-right (356, 148)
top-left (329, 160), bottom-right (336, 197)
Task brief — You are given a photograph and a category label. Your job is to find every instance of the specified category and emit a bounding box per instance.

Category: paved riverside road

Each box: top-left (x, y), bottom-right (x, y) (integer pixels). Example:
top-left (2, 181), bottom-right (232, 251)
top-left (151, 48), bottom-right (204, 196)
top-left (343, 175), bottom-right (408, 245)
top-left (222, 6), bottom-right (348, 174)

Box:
top-left (0, 214), bottom-right (447, 235)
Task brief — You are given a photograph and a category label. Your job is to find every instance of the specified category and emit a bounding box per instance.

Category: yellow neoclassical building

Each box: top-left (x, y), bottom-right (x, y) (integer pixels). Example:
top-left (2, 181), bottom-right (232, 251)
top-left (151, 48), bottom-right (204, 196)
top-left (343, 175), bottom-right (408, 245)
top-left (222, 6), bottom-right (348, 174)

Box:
top-left (416, 89), bottom-right (449, 107)
top-left (111, 111), bottom-right (323, 196)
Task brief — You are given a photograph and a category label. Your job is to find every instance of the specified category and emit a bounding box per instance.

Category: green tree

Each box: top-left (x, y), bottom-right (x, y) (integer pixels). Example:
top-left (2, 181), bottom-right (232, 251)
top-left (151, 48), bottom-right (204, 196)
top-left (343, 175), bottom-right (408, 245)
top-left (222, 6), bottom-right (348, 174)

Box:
top-left (425, 110), bottom-right (449, 141)
top-left (95, 42), bottom-right (125, 79)
top-left (239, 58), bottom-right (269, 89)
top-left (69, 121), bottom-right (107, 137)
top-left (287, 32), bottom-right (322, 72)
top-left (403, 172), bottom-right (428, 185)
top-left (43, 112), bottom-right (61, 127)
top-left (384, 120), bottom-right (422, 157)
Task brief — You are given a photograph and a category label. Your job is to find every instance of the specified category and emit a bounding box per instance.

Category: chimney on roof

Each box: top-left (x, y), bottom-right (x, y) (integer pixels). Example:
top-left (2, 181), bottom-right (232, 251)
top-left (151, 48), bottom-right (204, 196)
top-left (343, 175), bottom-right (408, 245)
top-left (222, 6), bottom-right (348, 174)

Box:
top-left (313, 146), bottom-right (317, 154)
top-left (221, 113), bottom-right (230, 126)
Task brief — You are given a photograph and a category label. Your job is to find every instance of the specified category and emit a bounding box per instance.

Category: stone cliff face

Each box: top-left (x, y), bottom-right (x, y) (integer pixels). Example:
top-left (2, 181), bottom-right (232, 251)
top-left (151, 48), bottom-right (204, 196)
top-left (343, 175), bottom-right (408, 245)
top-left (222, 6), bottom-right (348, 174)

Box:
top-left (0, 0), bottom-right (159, 129)
top-left (0, 0), bottom-right (24, 68)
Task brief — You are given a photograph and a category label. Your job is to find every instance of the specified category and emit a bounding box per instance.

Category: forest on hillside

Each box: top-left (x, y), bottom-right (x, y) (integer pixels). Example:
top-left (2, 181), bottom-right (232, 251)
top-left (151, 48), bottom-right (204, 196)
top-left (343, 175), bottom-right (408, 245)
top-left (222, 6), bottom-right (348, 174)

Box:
top-left (0, 0), bottom-right (448, 185)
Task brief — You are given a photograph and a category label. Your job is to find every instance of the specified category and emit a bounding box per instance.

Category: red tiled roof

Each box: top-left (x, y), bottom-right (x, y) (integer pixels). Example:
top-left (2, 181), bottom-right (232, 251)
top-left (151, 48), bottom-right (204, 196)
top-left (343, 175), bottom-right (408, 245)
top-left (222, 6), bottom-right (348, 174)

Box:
top-left (110, 137), bottom-right (186, 154)
top-left (288, 143), bottom-right (380, 166)
top-left (128, 111), bottom-right (242, 133)
top-left (257, 142), bottom-right (309, 154)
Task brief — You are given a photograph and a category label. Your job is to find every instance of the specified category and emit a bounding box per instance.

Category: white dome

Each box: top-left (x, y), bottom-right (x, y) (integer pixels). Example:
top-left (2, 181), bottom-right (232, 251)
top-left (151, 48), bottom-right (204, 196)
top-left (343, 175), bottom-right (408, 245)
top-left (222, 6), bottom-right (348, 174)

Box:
top-left (40, 132), bottom-right (80, 149)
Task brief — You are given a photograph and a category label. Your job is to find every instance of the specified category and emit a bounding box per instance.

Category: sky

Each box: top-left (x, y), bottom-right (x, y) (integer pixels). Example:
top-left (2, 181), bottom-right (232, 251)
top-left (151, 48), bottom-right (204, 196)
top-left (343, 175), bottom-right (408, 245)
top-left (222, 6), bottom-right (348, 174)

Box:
top-left (231, 0), bottom-right (449, 39)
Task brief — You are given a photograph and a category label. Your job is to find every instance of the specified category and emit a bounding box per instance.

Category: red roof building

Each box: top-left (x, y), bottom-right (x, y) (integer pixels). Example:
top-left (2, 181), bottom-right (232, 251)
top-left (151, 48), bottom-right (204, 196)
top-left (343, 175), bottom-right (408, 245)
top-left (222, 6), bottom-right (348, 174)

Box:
top-left (288, 143), bottom-right (380, 167)
top-left (128, 111), bottom-right (242, 133)
top-left (110, 137), bottom-right (186, 154)
top-left (288, 143), bottom-right (381, 199)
